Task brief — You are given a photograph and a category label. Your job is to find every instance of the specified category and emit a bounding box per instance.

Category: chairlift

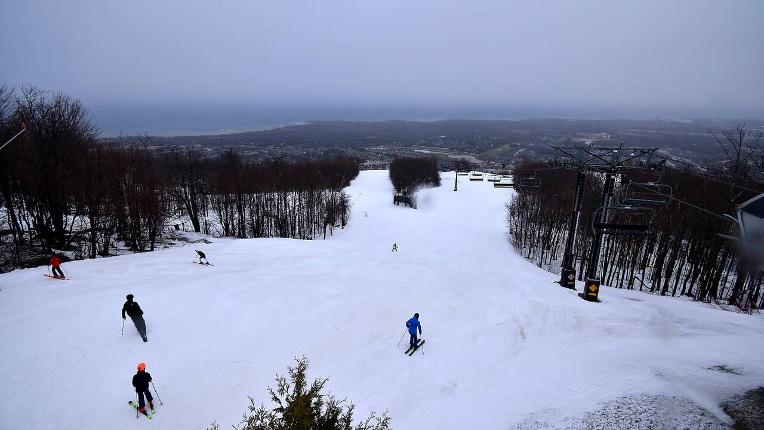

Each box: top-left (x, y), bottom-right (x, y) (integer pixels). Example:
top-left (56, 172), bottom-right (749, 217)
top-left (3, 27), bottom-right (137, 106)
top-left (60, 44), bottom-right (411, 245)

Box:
top-left (730, 193), bottom-right (764, 271)
top-left (469, 171), bottom-right (484, 181)
top-left (592, 205), bottom-right (655, 236)
top-left (621, 182), bottom-right (673, 206)
top-left (514, 176), bottom-right (540, 189)
top-left (631, 159), bottom-right (667, 179)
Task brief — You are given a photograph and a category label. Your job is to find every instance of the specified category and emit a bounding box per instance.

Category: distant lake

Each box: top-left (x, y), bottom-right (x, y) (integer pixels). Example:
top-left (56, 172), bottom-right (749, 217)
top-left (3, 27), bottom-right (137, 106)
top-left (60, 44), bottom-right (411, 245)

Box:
top-left (90, 105), bottom-right (315, 137)
top-left (89, 104), bottom-right (481, 137)
top-left (88, 104), bottom-right (758, 137)
top-left (87, 104), bottom-right (571, 137)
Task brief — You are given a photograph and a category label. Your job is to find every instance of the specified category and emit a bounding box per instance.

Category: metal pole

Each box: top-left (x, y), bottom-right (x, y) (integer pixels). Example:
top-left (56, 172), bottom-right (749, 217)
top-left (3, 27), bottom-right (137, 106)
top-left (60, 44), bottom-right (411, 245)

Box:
top-left (560, 169), bottom-right (586, 288)
top-left (0, 127), bottom-right (26, 152)
top-left (583, 171), bottom-right (615, 301)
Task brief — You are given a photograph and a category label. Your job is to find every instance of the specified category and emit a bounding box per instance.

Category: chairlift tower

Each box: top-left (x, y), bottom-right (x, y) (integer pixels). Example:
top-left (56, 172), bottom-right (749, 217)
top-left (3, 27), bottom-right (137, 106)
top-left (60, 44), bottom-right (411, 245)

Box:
top-left (559, 169), bottom-right (586, 288)
top-left (552, 145), bottom-right (663, 301)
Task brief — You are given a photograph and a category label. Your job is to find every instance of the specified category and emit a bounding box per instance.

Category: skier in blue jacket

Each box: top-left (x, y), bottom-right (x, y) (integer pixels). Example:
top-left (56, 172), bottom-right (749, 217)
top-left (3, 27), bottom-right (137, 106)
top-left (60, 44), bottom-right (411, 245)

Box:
top-left (406, 313), bottom-right (422, 348)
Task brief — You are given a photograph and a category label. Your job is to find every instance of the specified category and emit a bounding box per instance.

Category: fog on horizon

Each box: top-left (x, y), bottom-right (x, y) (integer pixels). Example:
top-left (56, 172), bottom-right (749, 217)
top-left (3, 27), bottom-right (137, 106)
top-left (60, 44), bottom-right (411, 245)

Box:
top-left (1, 0), bottom-right (763, 124)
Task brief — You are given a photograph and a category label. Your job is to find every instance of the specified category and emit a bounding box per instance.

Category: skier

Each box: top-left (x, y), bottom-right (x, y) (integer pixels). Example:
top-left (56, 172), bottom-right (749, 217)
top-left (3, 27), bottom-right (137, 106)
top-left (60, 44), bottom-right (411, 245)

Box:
top-left (132, 362), bottom-right (154, 414)
top-left (406, 313), bottom-right (422, 349)
top-left (392, 243), bottom-right (398, 252)
top-left (195, 249), bottom-right (210, 265)
top-left (49, 254), bottom-right (65, 279)
top-left (122, 294), bottom-right (148, 342)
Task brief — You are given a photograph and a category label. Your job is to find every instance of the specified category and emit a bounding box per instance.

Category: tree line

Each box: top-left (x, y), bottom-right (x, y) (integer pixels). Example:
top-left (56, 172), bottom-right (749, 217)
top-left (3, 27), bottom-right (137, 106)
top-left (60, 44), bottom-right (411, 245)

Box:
top-left (0, 84), bottom-right (359, 270)
top-left (507, 127), bottom-right (764, 310)
top-left (388, 157), bottom-right (440, 207)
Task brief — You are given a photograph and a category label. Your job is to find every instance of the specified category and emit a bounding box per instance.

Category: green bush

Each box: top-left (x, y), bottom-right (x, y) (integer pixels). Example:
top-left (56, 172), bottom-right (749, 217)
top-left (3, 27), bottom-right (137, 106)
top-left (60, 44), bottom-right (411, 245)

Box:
top-left (209, 357), bottom-right (390, 430)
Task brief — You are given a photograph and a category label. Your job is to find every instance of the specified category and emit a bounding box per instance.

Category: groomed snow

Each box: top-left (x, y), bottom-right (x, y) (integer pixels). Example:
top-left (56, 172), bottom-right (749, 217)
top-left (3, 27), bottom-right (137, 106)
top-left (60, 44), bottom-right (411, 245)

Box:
top-left (1, 170), bottom-right (763, 429)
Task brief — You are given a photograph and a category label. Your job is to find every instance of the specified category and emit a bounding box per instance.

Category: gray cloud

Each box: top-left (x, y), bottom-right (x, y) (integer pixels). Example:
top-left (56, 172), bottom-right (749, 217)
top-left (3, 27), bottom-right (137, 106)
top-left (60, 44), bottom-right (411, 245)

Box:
top-left (1, 0), bottom-right (763, 117)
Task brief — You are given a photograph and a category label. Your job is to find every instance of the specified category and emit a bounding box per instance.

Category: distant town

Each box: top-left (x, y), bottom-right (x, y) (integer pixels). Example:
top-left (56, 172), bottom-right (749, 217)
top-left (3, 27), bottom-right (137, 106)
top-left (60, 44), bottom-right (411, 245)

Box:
top-left (110, 118), bottom-right (761, 169)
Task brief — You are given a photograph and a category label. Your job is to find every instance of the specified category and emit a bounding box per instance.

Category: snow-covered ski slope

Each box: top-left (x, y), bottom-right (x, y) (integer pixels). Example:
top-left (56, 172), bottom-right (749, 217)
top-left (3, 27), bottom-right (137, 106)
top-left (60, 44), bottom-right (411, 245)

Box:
top-left (1, 170), bottom-right (763, 429)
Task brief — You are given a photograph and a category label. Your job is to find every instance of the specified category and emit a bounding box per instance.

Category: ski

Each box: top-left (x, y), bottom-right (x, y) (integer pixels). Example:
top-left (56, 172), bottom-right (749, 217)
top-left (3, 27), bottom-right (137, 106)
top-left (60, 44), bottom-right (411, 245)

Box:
top-left (192, 261), bottom-right (214, 266)
top-left (405, 339), bottom-right (425, 356)
top-left (43, 274), bottom-right (68, 280)
top-left (128, 401), bottom-right (154, 419)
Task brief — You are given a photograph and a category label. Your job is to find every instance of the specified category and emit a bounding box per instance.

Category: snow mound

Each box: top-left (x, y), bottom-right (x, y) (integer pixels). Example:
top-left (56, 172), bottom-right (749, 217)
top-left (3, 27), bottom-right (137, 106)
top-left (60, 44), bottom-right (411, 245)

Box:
top-left (511, 394), bottom-right (730, 429)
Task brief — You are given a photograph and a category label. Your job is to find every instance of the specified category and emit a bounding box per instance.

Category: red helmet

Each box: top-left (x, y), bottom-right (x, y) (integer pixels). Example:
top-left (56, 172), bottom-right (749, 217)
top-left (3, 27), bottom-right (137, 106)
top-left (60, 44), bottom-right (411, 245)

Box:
top-left (137, 362), bottom-right (146, 371)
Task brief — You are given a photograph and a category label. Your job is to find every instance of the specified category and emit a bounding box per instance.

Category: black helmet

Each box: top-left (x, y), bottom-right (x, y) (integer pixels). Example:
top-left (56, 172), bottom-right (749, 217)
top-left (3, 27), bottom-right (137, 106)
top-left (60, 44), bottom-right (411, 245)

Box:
top-left (126, 294), bottom-right (134, 301)
top-left (414, 313), bottom-right (419, 318)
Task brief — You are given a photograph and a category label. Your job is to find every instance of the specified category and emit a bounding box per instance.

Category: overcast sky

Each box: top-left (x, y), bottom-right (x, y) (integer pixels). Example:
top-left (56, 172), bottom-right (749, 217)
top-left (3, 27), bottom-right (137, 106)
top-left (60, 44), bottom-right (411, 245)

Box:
top-left (1, 0), bottom-right (763, 118)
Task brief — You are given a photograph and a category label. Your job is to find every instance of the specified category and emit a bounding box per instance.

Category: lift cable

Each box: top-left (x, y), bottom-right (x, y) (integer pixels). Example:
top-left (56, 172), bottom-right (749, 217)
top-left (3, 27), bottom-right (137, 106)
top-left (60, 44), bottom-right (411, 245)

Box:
top-left (587, 164), bottom-right (732, 223)
top-left (651, 152), bottom-right (764, 195)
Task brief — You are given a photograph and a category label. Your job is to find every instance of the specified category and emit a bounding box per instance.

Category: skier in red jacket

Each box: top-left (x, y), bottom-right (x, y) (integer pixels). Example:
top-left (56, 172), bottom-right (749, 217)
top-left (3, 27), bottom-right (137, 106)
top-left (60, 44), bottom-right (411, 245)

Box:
top-left (49, 255), bottom-right (65, 279)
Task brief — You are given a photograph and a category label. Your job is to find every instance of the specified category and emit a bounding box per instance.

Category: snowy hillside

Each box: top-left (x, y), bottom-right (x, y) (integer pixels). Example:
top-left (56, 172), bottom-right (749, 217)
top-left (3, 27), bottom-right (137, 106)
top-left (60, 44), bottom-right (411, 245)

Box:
top-left (1, 170), bottom-right (763, 429)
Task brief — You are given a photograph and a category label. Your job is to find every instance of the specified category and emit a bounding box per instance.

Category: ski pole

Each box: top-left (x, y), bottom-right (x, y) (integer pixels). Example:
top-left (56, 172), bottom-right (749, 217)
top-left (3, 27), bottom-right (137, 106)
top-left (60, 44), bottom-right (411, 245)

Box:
top-left (151, 381), bottom-right (163, 405)
top-left (136, 392), bottom-right (139, 418)
top-left (397, 330), bottom-right (406, 346)
top-left (121, 319), bottom-right (125, 335)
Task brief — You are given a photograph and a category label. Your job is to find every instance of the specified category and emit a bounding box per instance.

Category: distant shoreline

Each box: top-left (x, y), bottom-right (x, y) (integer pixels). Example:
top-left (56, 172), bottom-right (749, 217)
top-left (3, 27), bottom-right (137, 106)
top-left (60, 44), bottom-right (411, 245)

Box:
top-left (97, 122), bottom-right (308, 138)
top-left (89, 104), bottom-right (764, 139)
top-left (96, 117), bottom-right (764, 140)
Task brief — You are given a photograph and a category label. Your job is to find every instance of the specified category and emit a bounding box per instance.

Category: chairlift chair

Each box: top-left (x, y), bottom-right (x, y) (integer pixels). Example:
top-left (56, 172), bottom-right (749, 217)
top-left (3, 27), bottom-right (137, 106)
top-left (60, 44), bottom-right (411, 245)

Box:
top-left (621, 182), bottom-right (673, 206)
top-left (469, 171), bottom-right (484, 181)
top-left (514, 176), bottom-right (541, 189)
top-left (592, 205), bottom-right (655, 236)
top-left (736, 193), bottom-right (764, 271)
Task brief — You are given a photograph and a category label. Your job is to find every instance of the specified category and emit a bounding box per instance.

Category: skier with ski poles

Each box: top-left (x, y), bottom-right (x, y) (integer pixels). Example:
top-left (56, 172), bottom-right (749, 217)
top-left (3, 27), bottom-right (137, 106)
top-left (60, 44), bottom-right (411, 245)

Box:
top-left (122, 294), bottom-right (148, 342)
top-left (49, 254), bottom-right (65, 279)
top-left (131, 362), bottom-right (154, 415)
top-left (406, 313), bottom-right (422, 350)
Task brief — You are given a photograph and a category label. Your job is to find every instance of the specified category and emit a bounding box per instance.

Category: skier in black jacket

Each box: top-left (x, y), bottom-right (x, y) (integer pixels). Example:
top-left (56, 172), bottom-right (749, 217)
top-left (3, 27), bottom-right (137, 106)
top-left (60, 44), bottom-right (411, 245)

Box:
top-left (122, 294), bottom-right (148, 342)
top-left (132, 362), bottom-right (154, 413)
top-left (195, 249), bottom-right (210, 265)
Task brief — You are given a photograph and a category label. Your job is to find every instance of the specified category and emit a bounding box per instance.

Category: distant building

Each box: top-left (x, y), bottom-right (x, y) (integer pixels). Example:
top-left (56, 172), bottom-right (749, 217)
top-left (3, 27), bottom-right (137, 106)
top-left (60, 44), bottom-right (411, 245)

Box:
top-left (575, 132), bottom-right (610, 140)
